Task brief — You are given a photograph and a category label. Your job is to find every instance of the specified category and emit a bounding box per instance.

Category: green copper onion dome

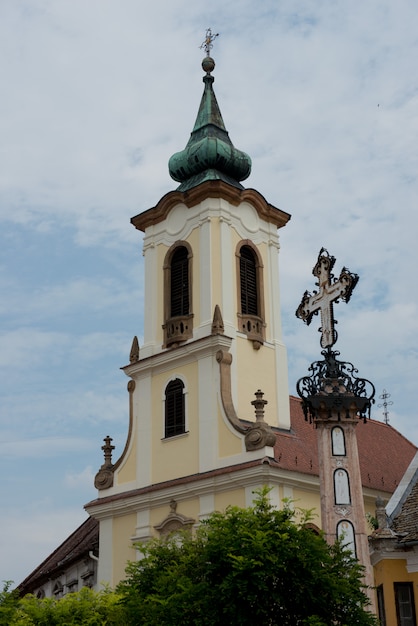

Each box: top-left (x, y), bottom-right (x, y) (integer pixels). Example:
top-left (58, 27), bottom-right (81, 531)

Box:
top-left (169, 56), bottom-right (252, 192)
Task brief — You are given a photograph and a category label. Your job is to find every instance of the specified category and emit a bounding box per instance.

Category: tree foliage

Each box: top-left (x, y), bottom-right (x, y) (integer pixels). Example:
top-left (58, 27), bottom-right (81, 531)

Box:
top-left (117, 489), bottom-right (378, 625)
top-left (2, 491), bottom-right (378, 625)
top-left (0, 585), bottom-right (124, 626)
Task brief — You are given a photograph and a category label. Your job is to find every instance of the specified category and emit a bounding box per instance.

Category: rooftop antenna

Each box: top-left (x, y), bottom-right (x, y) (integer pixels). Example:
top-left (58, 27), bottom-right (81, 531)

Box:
top-left (378, 389), bottom-right (393, 425)
top-left (200, 27), bottom-right (219, 57)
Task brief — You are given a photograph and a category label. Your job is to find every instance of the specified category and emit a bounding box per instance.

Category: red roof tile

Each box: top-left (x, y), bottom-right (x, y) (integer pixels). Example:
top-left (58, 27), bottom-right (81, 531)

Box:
top-left (275, 396), bottom-right (417, 494)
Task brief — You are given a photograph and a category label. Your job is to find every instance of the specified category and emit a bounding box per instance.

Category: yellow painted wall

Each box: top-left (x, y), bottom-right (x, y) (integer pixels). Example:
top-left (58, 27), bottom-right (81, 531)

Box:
top-left (218, 404), bottom-right (244, 457)
top-left (112, 514), bottom-right (137, 586)
top-left (374, 558), bottom-right (418, 625)
top-left (116, 429), bottom-right (137, 484)
top-left (215, 488), bottom-right (246, 512)
top-left (210, 217), bottom-right (222, 312)
top-left (187, 228), bottom-right (201, 325)
top-left (151, 362), bottom-right (199, 483)
top-left (236, 336), bottom-right (279, 426)
top-left (292, 488), bottom-right (321, 524)
top-left (156, 244), bottom-right (166, 346)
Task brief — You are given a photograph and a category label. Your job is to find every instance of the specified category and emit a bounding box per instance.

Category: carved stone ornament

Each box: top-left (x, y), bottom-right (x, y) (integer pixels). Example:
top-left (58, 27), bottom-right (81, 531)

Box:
top-left (154, 499), bottom-right (195, 536)
top-left (245, 421), bottom-right (276, 451)
top-left (94, 468), bottom-right (114, 490)
top-left (129, 335), bottom-right (140, 363)
top-left (211, 304), bottom-right (224, 335)
top-left (335, 506), bottom-right (352, 517)
top-left (94, 436), bottom-right (115, 491)
top-left (245, 390), bottom-right (276, 451)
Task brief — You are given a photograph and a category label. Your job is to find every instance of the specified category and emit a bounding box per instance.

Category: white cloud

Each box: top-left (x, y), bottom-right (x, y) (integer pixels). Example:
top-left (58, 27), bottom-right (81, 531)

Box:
top-left (0, 506), bottom-right (89, 588)
top-left (3, 437), bottom-right (93, 460)
top-left (1, 0), bottom-right (418, 592)
top-left (65, 465), bottom-right (95, 490)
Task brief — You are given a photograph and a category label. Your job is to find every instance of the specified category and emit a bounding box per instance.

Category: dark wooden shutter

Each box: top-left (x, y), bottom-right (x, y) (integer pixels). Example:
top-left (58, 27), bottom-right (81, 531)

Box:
top-left (171, 247), bottom-right (189, 317)
top-left (165, 379), bottom-right (185, 437)
top-left (395, 583), bottom-right (417, 626)
top-left (240, 246), bottom-right (258, 315)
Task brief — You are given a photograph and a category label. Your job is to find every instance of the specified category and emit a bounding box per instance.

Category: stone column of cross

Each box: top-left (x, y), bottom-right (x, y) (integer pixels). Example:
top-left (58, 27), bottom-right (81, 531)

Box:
top-left (295, 248), bottom-right (359, 348)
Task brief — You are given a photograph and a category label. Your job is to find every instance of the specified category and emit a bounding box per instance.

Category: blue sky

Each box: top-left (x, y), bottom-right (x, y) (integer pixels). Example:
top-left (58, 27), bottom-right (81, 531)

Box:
top-left (1, 0), bottom-right (418, 587)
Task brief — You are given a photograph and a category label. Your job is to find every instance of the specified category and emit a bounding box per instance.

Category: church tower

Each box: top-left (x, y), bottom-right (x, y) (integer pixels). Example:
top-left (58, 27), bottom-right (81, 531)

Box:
top-left (87, 38), bottom-right (291, 586)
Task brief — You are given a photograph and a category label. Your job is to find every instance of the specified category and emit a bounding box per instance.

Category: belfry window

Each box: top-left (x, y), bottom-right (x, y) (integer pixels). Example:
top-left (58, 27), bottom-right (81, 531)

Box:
top-left (163, 242), bottom-right (193, 348)
top-left (170, 247), bottom-right (189, 317)
top-left (165, 379), bottom-right (186, 438)
top-left (236, 241), bottom-right (265, 347)
top-left (240, 246), bottom-right (258, 316)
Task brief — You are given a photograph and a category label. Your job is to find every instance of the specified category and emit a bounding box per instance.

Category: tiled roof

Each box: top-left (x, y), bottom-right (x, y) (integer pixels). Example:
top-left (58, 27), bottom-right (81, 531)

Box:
top-left (391, 479), bottom-right (418, 542)
top-left (277, 397), bottom-right (417, 494)
top-left (18, 516), bottom-right (99, 596)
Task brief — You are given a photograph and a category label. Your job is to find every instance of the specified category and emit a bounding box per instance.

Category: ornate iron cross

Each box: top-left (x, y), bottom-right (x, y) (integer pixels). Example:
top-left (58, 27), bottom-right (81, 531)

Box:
top-left (296, 248), bottom-right (359, 348)
top-left (200, 28), bottom-right (219, 56)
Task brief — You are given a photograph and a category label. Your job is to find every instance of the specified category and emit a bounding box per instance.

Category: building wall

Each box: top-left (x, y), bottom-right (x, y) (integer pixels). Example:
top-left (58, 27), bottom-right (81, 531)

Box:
top-left (374, 558), bottom-right (418, 625)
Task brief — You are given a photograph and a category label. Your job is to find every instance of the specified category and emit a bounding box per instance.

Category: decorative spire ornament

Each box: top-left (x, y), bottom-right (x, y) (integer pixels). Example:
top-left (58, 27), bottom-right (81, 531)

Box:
top-left (296, 248), bottom-right (358, 349)
top-left (168, 30), bottom-right (251, 192)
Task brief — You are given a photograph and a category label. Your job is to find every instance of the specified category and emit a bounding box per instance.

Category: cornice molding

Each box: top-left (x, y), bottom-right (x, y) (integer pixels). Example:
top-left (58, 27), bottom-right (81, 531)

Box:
top-left (131, 181), bottom-right (291, 232)
top-left (85, 462), bottom-right (320, 520)
top-left (121, 334), bottom-right (233, 378)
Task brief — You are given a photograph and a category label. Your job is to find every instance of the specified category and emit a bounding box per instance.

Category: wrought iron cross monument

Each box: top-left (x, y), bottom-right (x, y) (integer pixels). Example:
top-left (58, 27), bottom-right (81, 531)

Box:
top-left (295, 248), bottom-right (376, 610)
top-left (296, 247), bottom-right (358, 348)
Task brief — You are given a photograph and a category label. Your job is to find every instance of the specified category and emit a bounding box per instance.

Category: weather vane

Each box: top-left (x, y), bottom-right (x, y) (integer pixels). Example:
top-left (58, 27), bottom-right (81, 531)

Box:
top-left (200, 28), bottom-right (219, 57)
top-left (296, 248), bottom-right (359, 349)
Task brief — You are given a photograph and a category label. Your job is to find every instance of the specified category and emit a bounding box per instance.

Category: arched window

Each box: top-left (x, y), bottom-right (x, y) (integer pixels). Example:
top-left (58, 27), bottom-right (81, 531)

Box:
top-left (334, 469), bottom-right (351, 504)
top-left (236, 241), bottom-right (265, 347)
top-left (331, 427), bottom-right (346, 456)
top-left (240, 245), bottom-right (258, 316)
top-left (163, 243), bottom-right (193, 348)
top-left (336, 520), bottom-right (356, 557)
top-left (165, 379), bottom-right (186, 438)
top-left (170, 247), bottom-right (189, 317)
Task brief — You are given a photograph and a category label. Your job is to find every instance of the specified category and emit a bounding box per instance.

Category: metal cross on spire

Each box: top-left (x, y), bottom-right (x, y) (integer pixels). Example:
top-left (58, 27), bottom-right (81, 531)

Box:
top-left (378, 389), bottom-right (393, 424)
top-left (200, 28), bottom-right (219, 56)
top-left (296, 248), bottom-right (359, 349)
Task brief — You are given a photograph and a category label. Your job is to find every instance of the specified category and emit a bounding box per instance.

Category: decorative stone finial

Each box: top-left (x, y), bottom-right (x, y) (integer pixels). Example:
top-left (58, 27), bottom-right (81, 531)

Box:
top-left (101, 435), bottom-right (115, 467)
top-left (129, 336), bottom-right (140, 363)
top-left (251, 389), bottom-right (268, 422)
top-left (245, 390), bottom-right (276, 451)
top-left (211, 304), bottom-right (224, 335)
top-left (94, 436), bottom-right (115, 490)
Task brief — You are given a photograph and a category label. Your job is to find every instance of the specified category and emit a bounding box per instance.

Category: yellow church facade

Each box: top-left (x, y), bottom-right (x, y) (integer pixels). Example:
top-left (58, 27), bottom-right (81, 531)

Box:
top-left (84, 51), bottom-right (415, 596)
top-left (19, 49), bottom-right (417, 622)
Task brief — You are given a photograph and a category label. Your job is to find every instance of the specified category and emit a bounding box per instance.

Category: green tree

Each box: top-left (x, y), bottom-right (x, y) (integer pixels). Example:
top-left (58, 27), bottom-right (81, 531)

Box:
top-left (3, 586), bottom-right (124, 625)
top-left (0, 581), bottom-right (20, 625)
top-left (117, 490), bottom-right (378, 625)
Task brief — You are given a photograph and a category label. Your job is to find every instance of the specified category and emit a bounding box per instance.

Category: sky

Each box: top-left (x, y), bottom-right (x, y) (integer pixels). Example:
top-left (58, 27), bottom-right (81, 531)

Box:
top-left (1, 0), bottom-right (417, 588)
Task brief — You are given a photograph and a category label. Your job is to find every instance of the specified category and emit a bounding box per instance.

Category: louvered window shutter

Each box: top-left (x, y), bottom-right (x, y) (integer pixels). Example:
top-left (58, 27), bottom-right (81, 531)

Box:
top-left (240, 246), bottom-right (258, 315)
top-left (171, 247), bottom-right (189, 317)
top-left (165, 379), bottom-right (185, 437)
